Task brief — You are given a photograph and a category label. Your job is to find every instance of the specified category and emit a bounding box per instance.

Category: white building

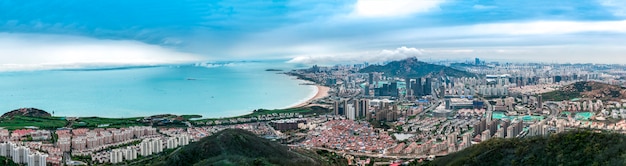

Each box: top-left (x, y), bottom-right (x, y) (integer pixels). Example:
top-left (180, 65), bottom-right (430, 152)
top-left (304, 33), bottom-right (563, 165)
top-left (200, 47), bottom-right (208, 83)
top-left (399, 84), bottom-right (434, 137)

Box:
top-left (110, 149), bottom-right (123, 164)
top-left (27, 152), bottom-right (48, 166)
top-left (346, 104), bottom-right (356, 120)
top-left (140, 138), bottom-right (163, 156)
top-left (179, 135), bottom-right (190, 146)
top-left (122, 147), bottom-right (137, 161)
top-left (166, 137), bottom-right (179, 149)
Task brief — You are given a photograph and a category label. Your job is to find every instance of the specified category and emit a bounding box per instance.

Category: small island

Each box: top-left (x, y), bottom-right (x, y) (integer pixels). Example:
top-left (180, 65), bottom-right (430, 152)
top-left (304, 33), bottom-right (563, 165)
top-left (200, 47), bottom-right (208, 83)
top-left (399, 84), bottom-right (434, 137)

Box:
top-left (264, 69), bottom-right (283, 72)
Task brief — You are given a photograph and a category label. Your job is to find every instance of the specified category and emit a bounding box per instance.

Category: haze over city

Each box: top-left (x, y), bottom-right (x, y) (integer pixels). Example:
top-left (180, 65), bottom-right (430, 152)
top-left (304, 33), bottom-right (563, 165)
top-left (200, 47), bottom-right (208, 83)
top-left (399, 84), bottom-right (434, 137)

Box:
top-left (2, 0), bottom-right (626, 67)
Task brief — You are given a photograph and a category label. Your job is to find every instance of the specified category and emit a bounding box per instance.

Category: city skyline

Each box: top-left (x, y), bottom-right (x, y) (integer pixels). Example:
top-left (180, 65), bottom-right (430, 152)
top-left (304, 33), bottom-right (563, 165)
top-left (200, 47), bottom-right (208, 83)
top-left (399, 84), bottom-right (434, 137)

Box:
top-left (1, 0), bottom-right (626, 70)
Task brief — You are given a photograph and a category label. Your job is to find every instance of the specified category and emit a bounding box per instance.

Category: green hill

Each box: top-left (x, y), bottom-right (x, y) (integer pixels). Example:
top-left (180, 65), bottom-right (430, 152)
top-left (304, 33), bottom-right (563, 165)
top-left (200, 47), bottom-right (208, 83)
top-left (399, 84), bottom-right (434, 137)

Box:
top-left (149, 129), bottom-right (327, 166)
top-left (418, 130), bottom-right (626, 166)
top-left (542, 81), bottom-right (626, 101)
top-left (2, 108), bottom-right (51, 118)
top-left (359, 57), bottom-right (477, 78)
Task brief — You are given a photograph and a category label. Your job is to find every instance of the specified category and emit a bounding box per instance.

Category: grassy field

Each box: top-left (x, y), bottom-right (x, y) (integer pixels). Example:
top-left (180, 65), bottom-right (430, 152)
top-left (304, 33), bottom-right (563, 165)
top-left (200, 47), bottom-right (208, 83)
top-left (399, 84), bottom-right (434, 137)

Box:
top-left (0, 116), bottom-right (67, 130)
top-left (0, 107), bottom-right (329, 130)
top-left (194, 106), bottom-right (330, 123)
top-left (72, 117), bottom-right (147, 128)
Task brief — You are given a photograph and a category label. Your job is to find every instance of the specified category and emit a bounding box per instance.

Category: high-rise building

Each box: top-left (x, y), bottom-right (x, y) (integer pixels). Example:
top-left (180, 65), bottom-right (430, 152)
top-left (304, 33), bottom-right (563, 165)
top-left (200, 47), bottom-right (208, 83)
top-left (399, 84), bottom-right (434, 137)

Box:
top-left (346, 104), bottom-right (356, 120)
top-left (506, 126), bottom-right (515, 138)
top-left (364, 84), bottom-right (370, 96)
top-left (110, 149), bottom-right (123, 164)
top-left (447, 132), bottom-right (458, 145)
top-left (495, 128), bottom-right (504, 138)
top-left (342, 100), bottom-right (348, 116)
top-left (12, 146), bottom-right (29, 164)
top-left (424, 78), bottom-right (433, 95)
top-left (488, 120), bottom-right (498, 137)
top-left (480, 119), bottom-right (487, 134)
top-left (359, 99), bottom-right (369, 118)
top-left (538, 95), bottom-right (543, 109)
top-left (353, 100), bottom-right (360, 118)
top-left (501, 119), bottom-right (511, 138)
top-left (462, 133), bottom-right (472, 149)
top-left (28, 152), bottom-right (47, 166)
top-left (481, 130), bottom-right (491, 142)
top-left (440, 85), bottom-right (446, 98)
top-left (0, 142), bottom-right (12, 157)
top-left (376, 109), bottom-right (387, 121)
top-left (412, 77), bottom-right (424, 97)
top-left (390, 81), bottom-right (399, 97)
top-left (333, 101), bottom-right (339, 115)
top-left (405, 77), bottom-right (411, 99)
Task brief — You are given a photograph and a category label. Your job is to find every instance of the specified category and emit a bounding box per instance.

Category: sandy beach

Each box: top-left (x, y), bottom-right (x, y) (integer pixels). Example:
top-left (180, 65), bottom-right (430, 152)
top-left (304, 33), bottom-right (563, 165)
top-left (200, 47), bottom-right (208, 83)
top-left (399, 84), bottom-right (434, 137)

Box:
top-left (290, 85), bottom-right (330, 108)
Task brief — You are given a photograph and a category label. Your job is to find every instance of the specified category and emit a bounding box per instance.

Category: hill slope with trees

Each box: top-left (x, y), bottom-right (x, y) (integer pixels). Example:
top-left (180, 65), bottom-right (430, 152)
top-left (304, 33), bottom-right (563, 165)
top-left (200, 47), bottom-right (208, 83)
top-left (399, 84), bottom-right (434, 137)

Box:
top-left (145, 129), bottom-right (329, 166)
top-left (542, 81), bottom-right (626, 101)
top-left (417, 130), bottom-right (626, 166)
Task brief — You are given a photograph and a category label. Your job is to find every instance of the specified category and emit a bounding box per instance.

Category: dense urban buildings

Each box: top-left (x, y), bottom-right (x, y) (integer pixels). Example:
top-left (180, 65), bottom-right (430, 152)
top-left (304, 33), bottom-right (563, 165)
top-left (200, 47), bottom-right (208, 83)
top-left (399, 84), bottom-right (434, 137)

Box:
top-left (2, 59), bottom-right (626, 165)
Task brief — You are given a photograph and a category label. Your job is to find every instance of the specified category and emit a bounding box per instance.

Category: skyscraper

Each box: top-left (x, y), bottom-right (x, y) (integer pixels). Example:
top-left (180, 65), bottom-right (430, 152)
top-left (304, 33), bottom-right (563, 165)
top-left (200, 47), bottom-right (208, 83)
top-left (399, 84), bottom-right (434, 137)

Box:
top-left (342, 100), bottom-right (348, 116)
top-left (353, 99), bottom-right (360, 118)
top-left (538, 95), bottom-right (543, 109)
top-left (390, 81), bottom-right (399, 97)
top-left (424, 78), bottom-right (433, 95)
top-left (333, 101), bottom-right (339, 115)
top-left (360, 99), bottom-right (369, 118)
top-left (440, 85), bottom-right (446, 98)
top-left (412, 77), bottom-right (424, 97)
top-left (405, 77), bottom-right (411, 99)
top-left (364, 84), bottom-right (370, 96)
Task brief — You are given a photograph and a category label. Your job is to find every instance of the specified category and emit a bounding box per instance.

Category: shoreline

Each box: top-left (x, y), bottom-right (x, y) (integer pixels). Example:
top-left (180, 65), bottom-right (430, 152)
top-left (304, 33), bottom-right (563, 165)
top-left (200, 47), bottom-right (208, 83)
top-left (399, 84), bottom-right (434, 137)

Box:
top-left (287, 85), bottom-right (330, 109)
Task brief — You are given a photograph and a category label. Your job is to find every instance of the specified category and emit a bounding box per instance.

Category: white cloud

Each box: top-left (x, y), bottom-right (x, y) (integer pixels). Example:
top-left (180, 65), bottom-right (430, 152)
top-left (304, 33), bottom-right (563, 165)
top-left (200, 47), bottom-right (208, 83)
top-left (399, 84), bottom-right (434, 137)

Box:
top-left (599, 0), bottom-right (626, 16)
top-left (473, 5), bottom-right (497, 10)
top-left (0, 33), bottom-right (204, 71)
top-left (469, 20), bottom-right (626, 35)
top-left (389, 20), bottom-right (626, 42)
top-left (352, 0), bottom-right (445, 17)
top-left (288, 46), bottom-right (423, 64)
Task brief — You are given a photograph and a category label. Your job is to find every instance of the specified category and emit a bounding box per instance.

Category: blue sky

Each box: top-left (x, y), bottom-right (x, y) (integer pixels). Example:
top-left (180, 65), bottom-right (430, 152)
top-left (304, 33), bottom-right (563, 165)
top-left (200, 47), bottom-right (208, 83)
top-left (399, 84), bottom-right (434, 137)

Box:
top-left (1, 0), bottom-right (626, 68)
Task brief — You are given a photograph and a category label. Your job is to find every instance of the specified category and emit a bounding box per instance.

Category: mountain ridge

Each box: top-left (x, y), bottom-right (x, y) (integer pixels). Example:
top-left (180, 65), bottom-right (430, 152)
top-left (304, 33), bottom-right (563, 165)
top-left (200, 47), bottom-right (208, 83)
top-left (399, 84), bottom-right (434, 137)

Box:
top-left (359, 58), bottom-right (477, 78)
top-left (542, 81), bottom-right (626, 101)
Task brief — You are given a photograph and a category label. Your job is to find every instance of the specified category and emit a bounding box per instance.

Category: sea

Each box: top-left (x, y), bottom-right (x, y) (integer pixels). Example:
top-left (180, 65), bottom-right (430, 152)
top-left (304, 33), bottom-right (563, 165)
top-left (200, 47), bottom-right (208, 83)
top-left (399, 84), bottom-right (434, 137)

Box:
top-left (0, 61), bottom-right (316, 118)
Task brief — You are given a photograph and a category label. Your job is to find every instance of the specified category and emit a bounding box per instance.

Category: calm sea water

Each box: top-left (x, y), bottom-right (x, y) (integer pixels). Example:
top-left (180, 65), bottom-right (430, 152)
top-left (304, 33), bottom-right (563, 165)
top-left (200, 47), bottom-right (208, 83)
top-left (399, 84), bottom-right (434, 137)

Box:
top-left (0, 61), bottom-right (315, 118)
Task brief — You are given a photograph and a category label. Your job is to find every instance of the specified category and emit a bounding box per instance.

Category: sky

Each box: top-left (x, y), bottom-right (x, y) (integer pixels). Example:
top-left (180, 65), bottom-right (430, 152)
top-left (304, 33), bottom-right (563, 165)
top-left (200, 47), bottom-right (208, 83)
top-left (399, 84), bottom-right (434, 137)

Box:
top-left (1, 0), bottom-right (626, 68)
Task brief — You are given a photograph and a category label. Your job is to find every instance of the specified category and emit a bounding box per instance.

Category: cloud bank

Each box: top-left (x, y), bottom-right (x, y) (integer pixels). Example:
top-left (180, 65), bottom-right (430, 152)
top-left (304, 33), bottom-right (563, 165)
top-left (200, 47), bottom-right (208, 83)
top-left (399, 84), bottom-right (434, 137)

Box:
top-left (288, 46), bottom-right (423, 64)
top-left (0, 33), bottom-right (204, 71)
top-left (351, 0), bottom-right (446, 17)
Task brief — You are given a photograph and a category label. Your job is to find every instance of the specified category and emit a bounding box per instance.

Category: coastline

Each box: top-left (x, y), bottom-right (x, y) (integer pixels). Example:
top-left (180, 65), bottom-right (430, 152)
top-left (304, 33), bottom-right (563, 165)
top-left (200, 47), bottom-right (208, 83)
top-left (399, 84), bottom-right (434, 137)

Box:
top-left (287, 85), bottom-right (330, 109)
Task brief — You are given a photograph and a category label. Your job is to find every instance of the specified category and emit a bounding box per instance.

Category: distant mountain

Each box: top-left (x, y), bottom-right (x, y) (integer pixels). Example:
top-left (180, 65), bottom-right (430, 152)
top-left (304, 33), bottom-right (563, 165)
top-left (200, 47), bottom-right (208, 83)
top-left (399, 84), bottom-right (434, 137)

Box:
top-left (419, 130), bottom-right (626, 166)
top-left (151, 129), bottom-right (327, 166)
top-left (1, 108), bottom-right (51, 118)
top-left (542, 81), bottom-right (626, 101)
top-left (359, 58), bottom-right (477, 78)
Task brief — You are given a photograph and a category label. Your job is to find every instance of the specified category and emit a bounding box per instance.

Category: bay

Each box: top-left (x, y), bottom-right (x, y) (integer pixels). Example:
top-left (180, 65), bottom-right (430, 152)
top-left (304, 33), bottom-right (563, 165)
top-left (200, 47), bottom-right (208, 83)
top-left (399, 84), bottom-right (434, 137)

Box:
top-left (0, 61), bottom-right (314, 118)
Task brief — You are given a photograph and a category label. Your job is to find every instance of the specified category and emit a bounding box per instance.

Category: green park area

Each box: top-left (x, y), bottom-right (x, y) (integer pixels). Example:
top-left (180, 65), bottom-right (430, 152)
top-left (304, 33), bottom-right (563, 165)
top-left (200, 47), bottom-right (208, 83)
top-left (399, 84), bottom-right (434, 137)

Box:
top-left (0, 116), bottom-right (67, 130)
top-left (71, 117), bottom-right (147, 128)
